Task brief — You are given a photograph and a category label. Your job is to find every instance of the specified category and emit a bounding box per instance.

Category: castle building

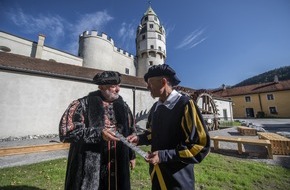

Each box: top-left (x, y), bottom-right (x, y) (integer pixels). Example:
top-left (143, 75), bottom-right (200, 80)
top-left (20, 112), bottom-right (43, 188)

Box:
top-left (0, 5), bottom-right (233, 138)
top-left (0, 6), bottom-right (165, 78)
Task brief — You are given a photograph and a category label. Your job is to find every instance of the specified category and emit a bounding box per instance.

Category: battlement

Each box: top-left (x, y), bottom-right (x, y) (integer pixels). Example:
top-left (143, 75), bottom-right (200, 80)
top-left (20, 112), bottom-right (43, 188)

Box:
top-left (80, 30), bottom-right (115, 45)
top-left (80, 30), bottom-right (134, 59)
top-left (113, 47), bottom-right (134, 58)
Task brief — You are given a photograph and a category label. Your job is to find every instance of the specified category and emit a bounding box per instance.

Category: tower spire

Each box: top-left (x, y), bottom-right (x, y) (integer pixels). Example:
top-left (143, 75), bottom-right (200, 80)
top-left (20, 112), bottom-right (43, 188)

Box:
top-left (136, 4), bottom-right (166, 77)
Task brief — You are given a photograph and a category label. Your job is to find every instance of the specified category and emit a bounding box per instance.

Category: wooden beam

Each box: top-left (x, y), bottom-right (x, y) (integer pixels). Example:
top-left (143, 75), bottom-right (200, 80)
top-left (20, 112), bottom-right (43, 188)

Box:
top-left (0, 143), bottom-right (70, 157)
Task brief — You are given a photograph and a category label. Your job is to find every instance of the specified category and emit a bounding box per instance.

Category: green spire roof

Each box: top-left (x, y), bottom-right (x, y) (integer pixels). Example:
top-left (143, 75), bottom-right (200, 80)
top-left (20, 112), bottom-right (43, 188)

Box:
top-left (144, 6), bottom-right (157, 16)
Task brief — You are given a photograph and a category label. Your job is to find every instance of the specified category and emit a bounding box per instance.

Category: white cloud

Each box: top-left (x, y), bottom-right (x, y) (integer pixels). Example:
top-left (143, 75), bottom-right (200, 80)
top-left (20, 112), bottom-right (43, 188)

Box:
top-left (72, 11), bottom-right (114, 37)
top-left (163, 23), bottom-right (175, 37)
top-left (8, 8), bottom-right (66, 44)
top-left (176, 28), bottom-right (207, 49)
top-left (67, 11), bottom-right (114, 54)
top-left (6, 8), bottom-right (114, 54)
top-left (117, 22), bottom-right (135, 53)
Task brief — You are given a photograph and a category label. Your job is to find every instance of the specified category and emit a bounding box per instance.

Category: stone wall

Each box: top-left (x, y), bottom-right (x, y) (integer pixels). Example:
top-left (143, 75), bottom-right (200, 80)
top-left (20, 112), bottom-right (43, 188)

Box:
top-left (0, 71), bottom-right (154, 138)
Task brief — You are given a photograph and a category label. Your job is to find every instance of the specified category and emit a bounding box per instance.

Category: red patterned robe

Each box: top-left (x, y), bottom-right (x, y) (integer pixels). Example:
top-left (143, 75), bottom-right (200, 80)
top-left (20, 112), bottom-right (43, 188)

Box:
top-left (59, 90), bottom-right (135, 190)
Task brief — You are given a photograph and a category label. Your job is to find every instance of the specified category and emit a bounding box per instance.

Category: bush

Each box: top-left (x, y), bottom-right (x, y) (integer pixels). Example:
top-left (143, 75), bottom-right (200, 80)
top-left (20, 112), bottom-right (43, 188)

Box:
top-left (256, 111), bottom-right (265, 118)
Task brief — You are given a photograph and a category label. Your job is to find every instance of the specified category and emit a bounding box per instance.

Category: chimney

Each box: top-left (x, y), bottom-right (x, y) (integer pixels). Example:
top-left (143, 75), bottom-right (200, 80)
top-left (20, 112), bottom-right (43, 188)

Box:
top-left (35, 34), bottom-right (46, 59)
top-left (221, 84), bottom-right (226, 90)
top-left (274, 75), bottom-right (279, 83)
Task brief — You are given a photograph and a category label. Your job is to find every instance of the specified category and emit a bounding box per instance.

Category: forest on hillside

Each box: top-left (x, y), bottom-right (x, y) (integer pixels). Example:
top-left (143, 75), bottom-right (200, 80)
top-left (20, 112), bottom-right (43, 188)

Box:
top-left (233, 66), bottom-right (290, 87)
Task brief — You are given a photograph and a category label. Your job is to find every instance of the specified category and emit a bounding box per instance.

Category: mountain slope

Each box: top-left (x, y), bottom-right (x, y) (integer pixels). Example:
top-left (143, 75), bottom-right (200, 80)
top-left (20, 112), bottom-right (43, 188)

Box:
top-left (233, 65), bottom-right (290, 87)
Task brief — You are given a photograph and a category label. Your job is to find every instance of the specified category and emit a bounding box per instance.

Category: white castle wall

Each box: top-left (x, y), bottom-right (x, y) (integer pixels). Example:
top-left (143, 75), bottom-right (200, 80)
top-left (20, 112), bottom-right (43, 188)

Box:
top-left (0, 71), bottom-right (154, 138)
top-left (0, 31), bottom-right (34, 57)
top-left (79, 31), bottom-right (136, 75)
top-left (41, 46), bottom-right (83, 66)
top-left (0, 31), bottom-right (83, 66)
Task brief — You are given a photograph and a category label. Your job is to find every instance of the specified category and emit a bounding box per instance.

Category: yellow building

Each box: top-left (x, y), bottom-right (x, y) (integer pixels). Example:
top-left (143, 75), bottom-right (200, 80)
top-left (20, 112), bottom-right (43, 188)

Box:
top-left (212, 80), bottom-right (290, 118)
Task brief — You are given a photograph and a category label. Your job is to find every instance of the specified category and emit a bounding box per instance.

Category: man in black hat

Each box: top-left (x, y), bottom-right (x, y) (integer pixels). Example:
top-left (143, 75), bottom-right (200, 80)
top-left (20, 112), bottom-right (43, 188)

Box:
top-left (59, 71), bottom-right (136, 190)
top-left (128, 64), bottom-right (210, 190)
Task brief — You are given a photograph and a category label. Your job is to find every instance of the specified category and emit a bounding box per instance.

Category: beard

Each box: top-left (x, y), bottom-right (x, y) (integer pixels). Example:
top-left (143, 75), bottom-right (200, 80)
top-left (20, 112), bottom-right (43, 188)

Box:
top-left (150, 92), bottom-right (157, 99)
top-left (102, 89), bottom-right (119, 101)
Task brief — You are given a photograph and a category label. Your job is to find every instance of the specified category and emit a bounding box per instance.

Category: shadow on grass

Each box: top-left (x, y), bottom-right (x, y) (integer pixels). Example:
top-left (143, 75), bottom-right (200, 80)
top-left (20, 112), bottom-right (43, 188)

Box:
top-left (210, 148), bottom-right (290, 169)
top-left (0, 186), bottom-right (44, 190)
top-left (210, 147), bottom-right (268, 159)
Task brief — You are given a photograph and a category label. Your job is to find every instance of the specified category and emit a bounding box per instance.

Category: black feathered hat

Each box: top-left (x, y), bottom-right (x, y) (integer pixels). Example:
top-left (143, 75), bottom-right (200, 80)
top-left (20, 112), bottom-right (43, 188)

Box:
top-left (93, 71), bottom-right (121, 85)
top-left (144, 64), bottom-right (181, 86)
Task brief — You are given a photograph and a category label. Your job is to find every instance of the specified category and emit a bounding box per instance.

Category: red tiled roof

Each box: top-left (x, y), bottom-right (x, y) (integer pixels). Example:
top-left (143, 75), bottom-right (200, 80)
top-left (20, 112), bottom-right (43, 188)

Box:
top-left (211, 80), bottom-right (290, 97)
top-left (0, 52), bottom-right (147, 88)
top-left (0, 52), bottom-right (233, 102)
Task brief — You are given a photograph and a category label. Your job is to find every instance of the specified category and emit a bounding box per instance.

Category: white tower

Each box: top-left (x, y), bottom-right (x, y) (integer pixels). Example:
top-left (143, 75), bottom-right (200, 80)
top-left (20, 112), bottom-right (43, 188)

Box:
top-left (136, 6), bottom-right (166, 77)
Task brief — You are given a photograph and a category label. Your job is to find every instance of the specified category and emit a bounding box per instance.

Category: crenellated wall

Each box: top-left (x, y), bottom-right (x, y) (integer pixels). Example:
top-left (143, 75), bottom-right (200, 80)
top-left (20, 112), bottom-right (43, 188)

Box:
top-left (79, 31), bottom-right (136, 75)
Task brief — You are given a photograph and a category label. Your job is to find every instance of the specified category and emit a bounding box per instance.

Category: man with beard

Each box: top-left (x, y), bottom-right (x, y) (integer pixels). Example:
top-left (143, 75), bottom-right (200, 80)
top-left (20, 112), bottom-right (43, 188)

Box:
top-left (128, 64), bottom-right (210, 190)
top-left (59, 71), bottom-right (136, 190)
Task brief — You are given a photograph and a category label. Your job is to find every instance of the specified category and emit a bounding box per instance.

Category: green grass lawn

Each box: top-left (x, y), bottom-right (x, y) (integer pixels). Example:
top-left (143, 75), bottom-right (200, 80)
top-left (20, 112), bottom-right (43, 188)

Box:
top-left (0, 150), bottom-right (289, 190)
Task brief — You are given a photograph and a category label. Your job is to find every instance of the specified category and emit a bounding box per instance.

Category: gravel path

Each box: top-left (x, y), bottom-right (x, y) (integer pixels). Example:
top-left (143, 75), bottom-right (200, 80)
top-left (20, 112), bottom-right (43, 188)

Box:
top-left (0, 127), bottom-right (289, 169)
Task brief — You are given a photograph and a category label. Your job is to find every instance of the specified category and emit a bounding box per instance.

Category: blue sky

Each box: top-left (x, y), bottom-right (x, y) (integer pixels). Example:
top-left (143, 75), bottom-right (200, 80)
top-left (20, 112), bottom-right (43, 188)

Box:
top-left (1, 0), bottom-right (290, 89)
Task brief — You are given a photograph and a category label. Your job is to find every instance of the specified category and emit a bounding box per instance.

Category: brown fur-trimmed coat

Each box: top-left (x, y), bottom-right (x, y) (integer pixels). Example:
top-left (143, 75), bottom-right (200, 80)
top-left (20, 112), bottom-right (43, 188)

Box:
top-left (59, 90), bottom-right (136, 190)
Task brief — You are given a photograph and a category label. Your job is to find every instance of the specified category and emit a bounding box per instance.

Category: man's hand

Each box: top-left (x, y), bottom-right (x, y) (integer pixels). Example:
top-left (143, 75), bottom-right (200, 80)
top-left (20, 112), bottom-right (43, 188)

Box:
top-left (130, 159), bottom-right (136, 170)
top-left (102, 127), bottom-right (119, 141)
top-left (127, 134), bottom-right (139, 145)
top-left (146, 151), bottom-right (160, 165)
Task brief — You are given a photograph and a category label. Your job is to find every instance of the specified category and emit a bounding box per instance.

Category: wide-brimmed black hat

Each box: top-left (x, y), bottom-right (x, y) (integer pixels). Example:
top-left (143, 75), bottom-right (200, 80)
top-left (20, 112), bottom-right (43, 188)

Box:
top-left (144, 64), bottom-right (181, 86)
top-left (93, 71), bottom-right (121, 85)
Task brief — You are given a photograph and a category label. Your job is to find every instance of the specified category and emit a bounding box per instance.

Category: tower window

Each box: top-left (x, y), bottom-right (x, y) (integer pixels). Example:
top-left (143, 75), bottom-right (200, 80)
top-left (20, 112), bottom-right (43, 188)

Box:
top-left (150, 45), bottom-right (154, 49)
top-left (149, 61), bottom-right (153, 66)
top-left (158, 35), bottom-right (161, 40)
top-left (158, 46), bottom-right (161, 51)
top-left (154, 16), bottom-right (157, 21)
top-left (142, 35), bottom-right (145, 40)
top-left (144, 17), bottom-right (148, 21)
top-left (149, 24), bottom-right (153, 29)
top-left (149, 52), bottom-right (156, 57)
top-left (125, 68), bottom-right (129, 74)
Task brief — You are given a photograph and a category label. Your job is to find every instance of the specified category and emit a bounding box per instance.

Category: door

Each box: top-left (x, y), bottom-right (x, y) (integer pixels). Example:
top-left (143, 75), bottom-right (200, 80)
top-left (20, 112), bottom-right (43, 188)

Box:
top-left (245, 108), bottom-right (254, 117)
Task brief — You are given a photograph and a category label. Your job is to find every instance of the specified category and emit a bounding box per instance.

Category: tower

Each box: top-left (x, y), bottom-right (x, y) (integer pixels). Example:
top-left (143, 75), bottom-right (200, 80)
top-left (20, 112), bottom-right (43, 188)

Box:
top-left (136, 6), bottom-right (166, 77)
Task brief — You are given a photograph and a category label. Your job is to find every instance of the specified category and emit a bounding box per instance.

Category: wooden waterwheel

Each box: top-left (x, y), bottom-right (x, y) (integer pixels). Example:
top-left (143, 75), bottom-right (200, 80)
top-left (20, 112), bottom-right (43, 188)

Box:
top-left (191, 91), bottom-right (219, 131)
top-left (175, 87), bottom-right (220, 131)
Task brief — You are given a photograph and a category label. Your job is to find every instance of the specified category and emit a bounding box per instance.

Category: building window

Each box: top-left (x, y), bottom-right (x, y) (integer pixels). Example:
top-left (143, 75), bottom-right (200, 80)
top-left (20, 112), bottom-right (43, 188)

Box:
top-left (267, 94), bottom-right (274, 100)
top-left (125, 68), bottom-right (129, 75)
top-left (269, 107), bottom-right (277, 114)
top-left (142, 35), bottom-right (145, 40)
top-left (149, 61), bottom-right (153, 66)
top-left (150, 45), bottom-right (154, 49)
top-left (223, 109), bottom-right (228, 121)
top-left (0, 46), bottom-right (11, 52)
top-left (245, 96), bottom-right (251, 102)
top-left (158, 35), bottom-right (161, 40)
top-left (144, 17), bottom-right (148, 21)
top-left (158, 46), bottom-right (161, 51)
top-left (149, 24), bottom-right (154, 29)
